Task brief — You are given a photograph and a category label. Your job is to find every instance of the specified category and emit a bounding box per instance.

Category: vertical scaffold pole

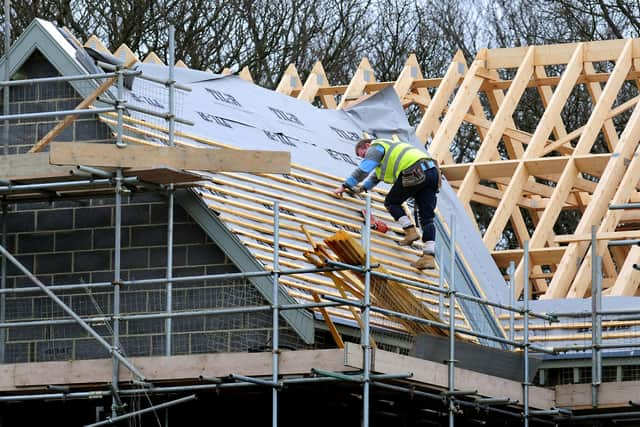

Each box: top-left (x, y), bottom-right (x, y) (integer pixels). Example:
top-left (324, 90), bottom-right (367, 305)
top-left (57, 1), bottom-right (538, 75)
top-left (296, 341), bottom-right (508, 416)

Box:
top-left (596, 254), bottom-right (602, 403)
top-left (508, 261), bottom-right (516, 348)
top-left (591, 225), bottom-right (601, 408)
top-left (448, 215), bottom-right (456, 427)
top-left (111, 57), bottom-right (127, 419)
top-left (1, 0), bottom-right (10, 370)
top-left (165, 25), bottom-right (176, 358)
top-left (112, 168), bottom-right (123, 418)
top-left (115, 49), bottom-right (125, 149)
top-left (3, 0), bottom-right (10, 156)
top-left (272, 200), bottom-right (280, 427)
top-left (0, 202), bottom-right (6, 364)
top-left (362, 193), bottom-right (372, 427)
top-left (164, 26), bottom-right (177, 427)
top-left (523, 241), bottom-right (530, 427)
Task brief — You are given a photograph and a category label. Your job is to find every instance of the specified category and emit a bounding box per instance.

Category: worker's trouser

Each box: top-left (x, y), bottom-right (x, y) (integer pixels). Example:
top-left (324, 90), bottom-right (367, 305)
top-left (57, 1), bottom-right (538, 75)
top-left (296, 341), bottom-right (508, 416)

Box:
top-left (384, 165), bottom-right (439, 242)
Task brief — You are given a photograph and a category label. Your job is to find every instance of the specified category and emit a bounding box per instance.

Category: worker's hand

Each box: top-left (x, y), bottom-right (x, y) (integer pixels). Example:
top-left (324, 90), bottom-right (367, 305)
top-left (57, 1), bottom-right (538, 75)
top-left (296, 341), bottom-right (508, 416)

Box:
top-left (332, 185), bottom-right (347, 198)
top-left (351, 184), bottom-right (366, 194)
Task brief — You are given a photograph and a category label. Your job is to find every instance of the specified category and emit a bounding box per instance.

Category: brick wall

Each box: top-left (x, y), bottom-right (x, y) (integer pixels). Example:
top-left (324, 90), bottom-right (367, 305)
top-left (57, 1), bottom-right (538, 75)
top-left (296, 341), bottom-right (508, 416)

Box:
top-left (2, 193), bottom-right (306, 363)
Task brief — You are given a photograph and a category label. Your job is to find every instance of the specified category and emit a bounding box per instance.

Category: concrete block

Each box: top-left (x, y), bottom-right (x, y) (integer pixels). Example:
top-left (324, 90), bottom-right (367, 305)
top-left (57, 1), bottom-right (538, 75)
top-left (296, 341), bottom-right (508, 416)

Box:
top-left (191, 332), bottom-right (229, 353)
top-left (35, 253), bottom-right (72, 274)
top-left (75, 207), bottom-right (112, 228)
top-left (4, 342), bottom-right (30, 363)
top-left (17, 232), bottom-right (54, 253)
top-left (122, 205), bottom-right (150, 226)
top-left (36, 209), bottom-right (73, 231)
top-left (55, 230), bottom-right (92, 251)
top-left (120, 335), bottom-right (151, 357)
top-left (187, 244), bottom-right (225, 265)
top-left (131, 225), bottom-right (167, 247)
top-left (149, 246), bottom-right (187, 268)
top-left (36, 340), bottom-right (74, 362)
top-left (74, 250), bottom-right (111, 272)
top-left (75, 339), bottom-right (110, 359)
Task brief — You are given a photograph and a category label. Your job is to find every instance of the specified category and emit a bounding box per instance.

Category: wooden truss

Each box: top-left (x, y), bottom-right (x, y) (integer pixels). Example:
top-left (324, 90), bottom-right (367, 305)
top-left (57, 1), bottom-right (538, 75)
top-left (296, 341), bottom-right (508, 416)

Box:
top-left (83, 36), bottom-right (640, 306)
top-left (270, 40), bottom-right (640, 301)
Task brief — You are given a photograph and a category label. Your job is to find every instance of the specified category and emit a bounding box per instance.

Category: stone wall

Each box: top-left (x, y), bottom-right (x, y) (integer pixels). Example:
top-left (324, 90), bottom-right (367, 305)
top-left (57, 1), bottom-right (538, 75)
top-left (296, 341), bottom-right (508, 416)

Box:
top-left (3, 193), bottom-right (305, 363)
top-left (0, 50), bottom-right (112, 154)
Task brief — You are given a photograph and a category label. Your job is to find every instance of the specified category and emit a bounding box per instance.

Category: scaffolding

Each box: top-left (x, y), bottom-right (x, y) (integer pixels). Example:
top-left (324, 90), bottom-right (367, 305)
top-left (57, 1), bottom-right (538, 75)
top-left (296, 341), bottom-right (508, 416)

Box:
top-left (0, 25), bottom-right (639, 427)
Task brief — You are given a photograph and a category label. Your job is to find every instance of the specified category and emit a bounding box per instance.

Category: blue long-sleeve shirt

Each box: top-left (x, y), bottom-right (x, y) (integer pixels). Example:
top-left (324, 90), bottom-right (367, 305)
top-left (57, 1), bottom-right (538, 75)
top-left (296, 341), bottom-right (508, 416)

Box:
top-left (344, 144), bottom-right (385, 190)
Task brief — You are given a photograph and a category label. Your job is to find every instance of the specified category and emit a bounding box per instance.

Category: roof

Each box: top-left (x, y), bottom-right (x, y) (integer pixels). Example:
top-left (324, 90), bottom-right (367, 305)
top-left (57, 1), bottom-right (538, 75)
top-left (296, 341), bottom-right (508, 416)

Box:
top-left (0, 19), bottom-right (524, 346)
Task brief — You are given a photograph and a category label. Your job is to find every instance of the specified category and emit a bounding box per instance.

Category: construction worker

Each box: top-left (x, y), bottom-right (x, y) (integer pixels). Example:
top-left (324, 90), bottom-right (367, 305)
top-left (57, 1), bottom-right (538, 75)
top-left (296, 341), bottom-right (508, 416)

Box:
top-left (333, 138), bottom-right (440, 269)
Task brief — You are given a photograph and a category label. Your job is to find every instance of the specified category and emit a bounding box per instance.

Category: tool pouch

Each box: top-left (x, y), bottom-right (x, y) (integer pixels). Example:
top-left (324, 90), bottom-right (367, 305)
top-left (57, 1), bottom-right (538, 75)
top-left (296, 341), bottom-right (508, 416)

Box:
top-left (401, 161), bottom-right (427, 187)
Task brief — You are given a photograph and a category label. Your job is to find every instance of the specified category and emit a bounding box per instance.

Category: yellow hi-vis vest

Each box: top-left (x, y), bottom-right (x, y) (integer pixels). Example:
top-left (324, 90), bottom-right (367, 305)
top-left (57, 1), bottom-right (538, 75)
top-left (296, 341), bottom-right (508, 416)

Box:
top-left (372, 139), bottom-right (430, 184)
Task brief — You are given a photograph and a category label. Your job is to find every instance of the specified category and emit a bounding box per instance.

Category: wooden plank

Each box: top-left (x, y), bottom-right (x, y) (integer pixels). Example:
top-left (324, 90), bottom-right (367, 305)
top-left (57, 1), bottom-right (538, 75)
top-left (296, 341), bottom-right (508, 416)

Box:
top-left (113, 44), bottom-right (137, 63)
top-left (7, 349), bottom-right (351, 389)
top-left (555, 230), bottom-right (640, 243)
top-left (239, 66), bottom-right (254, 82)
top-left (485, 38), bottom-right (634, 69)
top-left (393, 54), bottom-right (421, 98)
top-left (584, 62), bottom-right (620, 152)
top-left (275, 63), bottom-right (302, 96)
top-left (483, 70), bottom-right (640, 91)
top-left (143, 51), bottom-right (164, 65)
top-left (298, 61), bottom-right (336, 108)
top-left (442, 154), bottom-right (610, 183)
top-left (415, 51), bottom-right (466, 142)
top-left (492, 247), bottom-right (565, 268)
top-left (337, 58), bottom-right (375, 109)
top-left (609, 246), bottom-right (640, 296)
top-left (0, 153), bottom-right (80, 181)
top-left (556, 381), bottom-right (640, 409)
top-left (324, 231), bottom-right (448, 337)
top-left (534, 66), bottom-right (570, 144)
top-left (463, 112), bottom-right (546, 147)
top-left (345, 344), bottom-right (555, 409)
top-left (29, 56), bottom-right (138, 153)
top-left (49, 142), bottom-right (291, 173)
top-left (83, 35), bottom-right (110, 54)
top-left (313, 292), bottom-right (344, 348)
top-left (127, 168), bottom-right (202, 184)
top-left (429, 50), bottom-right (487, 161)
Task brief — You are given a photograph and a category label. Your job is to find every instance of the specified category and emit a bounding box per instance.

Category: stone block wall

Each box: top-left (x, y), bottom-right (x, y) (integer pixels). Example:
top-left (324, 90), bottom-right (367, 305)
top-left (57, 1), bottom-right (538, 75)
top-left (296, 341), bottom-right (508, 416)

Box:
top-left (0, 50), bottom-right (112, 154)
top-left (2, 193), bottom-right (306, 363)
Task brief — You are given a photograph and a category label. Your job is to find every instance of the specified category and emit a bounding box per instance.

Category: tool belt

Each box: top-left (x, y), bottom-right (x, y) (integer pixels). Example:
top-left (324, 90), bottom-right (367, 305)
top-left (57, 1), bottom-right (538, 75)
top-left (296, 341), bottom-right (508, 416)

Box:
top-left (401, 159), bottom-right (440, 189)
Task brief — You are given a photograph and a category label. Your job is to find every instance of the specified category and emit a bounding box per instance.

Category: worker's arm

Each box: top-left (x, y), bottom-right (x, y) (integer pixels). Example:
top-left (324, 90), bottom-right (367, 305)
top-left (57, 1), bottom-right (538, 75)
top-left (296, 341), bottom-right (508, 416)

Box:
top-left (333, 146), bottom-right (384, 197)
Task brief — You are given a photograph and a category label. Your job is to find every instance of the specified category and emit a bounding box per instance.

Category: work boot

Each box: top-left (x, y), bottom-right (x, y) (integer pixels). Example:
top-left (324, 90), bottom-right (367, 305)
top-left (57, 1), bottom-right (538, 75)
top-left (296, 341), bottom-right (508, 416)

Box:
top-left (411, 253), bottom-right (436, 270)
top-left (398, 226), bottom-right (420, 246)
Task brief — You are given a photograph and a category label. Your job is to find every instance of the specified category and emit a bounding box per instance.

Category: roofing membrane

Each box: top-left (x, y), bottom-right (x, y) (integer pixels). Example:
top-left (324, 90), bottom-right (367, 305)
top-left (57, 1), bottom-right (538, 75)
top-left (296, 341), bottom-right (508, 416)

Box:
top-left (110, 63), bottom-right (507, 341)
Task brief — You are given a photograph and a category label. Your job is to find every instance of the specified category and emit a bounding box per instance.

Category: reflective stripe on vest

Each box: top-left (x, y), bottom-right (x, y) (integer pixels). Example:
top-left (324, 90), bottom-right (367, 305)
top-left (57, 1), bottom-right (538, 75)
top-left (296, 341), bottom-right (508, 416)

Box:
top-left (373, 139), bottom-right (429, 184)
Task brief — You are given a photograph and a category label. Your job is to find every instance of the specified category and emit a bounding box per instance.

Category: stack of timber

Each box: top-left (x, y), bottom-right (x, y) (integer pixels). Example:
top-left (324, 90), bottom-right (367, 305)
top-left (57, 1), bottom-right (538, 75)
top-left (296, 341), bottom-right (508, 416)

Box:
top-left (324, 230), bottom-right (448, 337)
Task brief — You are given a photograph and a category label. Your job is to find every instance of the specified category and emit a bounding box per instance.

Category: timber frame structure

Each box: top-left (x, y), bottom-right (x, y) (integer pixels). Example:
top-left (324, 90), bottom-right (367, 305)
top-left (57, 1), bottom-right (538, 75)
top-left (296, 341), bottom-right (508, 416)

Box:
top-left (1, 17), bottom-right (640, 427)
top-left (265, 39), bottom-right (640, 302)
top-left (100, 36), bottom-right (640, 301)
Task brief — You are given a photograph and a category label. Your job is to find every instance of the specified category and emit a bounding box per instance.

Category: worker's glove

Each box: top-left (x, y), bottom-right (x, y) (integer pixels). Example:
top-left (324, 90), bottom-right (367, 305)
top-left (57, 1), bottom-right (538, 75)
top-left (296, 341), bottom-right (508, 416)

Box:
top-left (347, 184), bottom-right (366, 194)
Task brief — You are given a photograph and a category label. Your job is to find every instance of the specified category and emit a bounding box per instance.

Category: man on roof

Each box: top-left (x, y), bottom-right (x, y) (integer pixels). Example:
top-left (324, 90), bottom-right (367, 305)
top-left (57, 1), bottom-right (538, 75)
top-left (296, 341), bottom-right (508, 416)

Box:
top-left (333, 137), bottom-right (440, 270)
